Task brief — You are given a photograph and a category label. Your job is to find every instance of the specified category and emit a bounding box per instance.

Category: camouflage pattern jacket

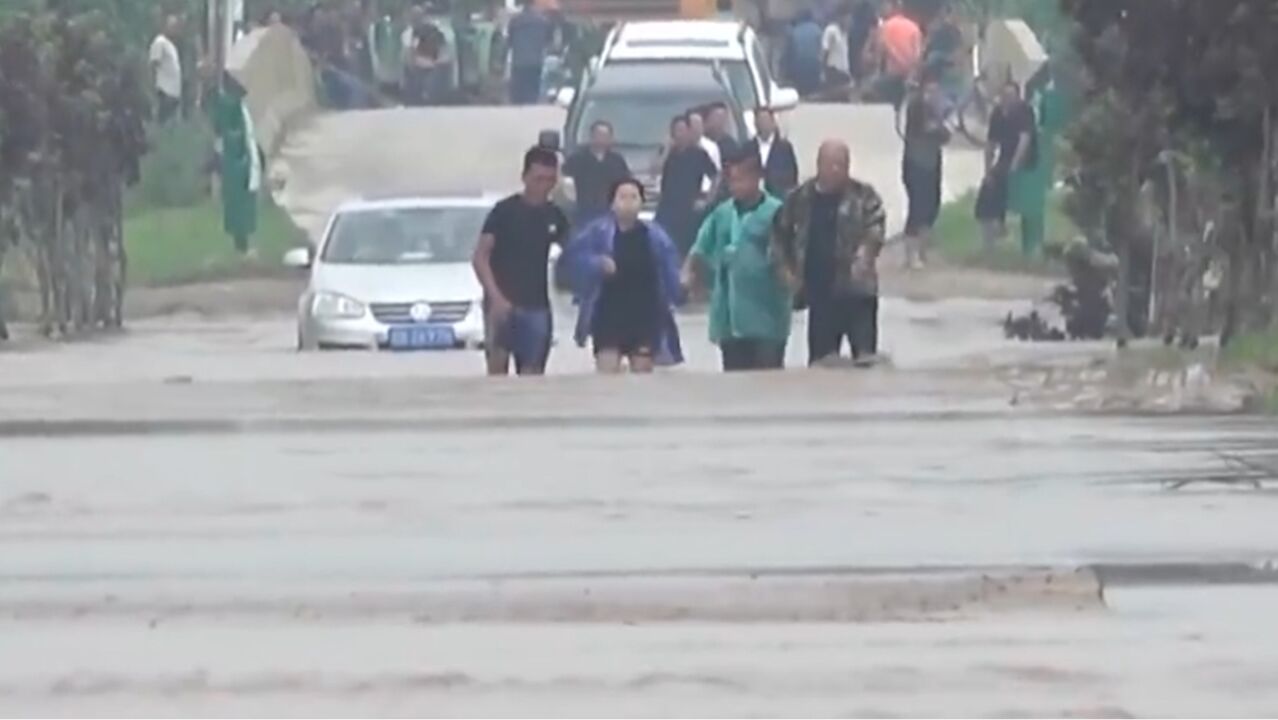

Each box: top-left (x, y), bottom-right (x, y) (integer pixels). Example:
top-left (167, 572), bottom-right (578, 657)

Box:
top-left (770, 177), bottom-right (887, 297)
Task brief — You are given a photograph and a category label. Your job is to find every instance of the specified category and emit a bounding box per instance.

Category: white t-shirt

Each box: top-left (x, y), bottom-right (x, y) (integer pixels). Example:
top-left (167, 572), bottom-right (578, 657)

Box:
top-left (757, 133), bottom-right (775, 168)
top-left (821, 23), bottom-right (850, 76)
top-left (149, 34), bottom-right (182, 99)
top-left (698, 136), bottom-right (721, 193)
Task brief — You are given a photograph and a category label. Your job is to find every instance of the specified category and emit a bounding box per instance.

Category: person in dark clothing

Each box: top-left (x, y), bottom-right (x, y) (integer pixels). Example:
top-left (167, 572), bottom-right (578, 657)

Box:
top-left (565, 178), bottom-right (685, 374)
top-left (977, 80), bottom-right (1037, 250)
top-left (472, 146), bottom-right (570, 376)
top-left (785, 10), bottom-right (823, 96)
top-left (742, 107), bottom-right (799, 198)
top-left (656, 114), bottom-right (718, 257)
top-left (704, 102), bottom-right (740, 161)
top-left (562, 120), bottom-right (632, 226)
top-left (772, 141), bottom-right (888, 366)
top-left (507, 1), bottom-right (553, 105)
top-left (902, 74), bottom-right (950, 269)
top-left (846, 0), bottom-right (878, 84)
top-left (404, 20), bottom-right (449, 106)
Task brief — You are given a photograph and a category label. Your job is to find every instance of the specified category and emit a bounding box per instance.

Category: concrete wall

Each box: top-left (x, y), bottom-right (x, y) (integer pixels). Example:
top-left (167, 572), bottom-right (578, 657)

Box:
top-left (981, 18), bottom-right (1048, 90)
top-left (225, 25), bottom-right (319, 159)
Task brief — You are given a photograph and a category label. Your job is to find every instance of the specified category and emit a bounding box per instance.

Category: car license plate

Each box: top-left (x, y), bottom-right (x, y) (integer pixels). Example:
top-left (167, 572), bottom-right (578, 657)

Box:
top-left (387, 325), bottom-right (456, 350)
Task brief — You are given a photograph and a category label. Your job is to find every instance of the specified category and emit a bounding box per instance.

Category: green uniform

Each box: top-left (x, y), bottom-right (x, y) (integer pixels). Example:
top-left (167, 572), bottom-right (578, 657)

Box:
top-left (212, 84), bottom-right (259, 252)
top-left (1011, 83), bottom-right (1066, 256)
top-left (691, 195), bottom-right (792, 346)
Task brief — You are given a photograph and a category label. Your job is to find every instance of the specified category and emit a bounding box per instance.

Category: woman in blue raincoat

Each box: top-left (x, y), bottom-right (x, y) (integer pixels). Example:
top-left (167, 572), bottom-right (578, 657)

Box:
top-left (565, 178), bottom-right (685, 373)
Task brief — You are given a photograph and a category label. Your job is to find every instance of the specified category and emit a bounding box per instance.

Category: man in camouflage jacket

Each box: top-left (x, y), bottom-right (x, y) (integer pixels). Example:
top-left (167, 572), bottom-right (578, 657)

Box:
top-left (770, 140), bottom-right (887, 365)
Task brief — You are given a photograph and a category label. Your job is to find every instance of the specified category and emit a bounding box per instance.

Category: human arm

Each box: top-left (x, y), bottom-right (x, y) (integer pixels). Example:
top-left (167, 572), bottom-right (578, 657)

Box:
top-left (473, 204), bottom-right (512, 314)
top-left (649, 222), bottom-right (688, 307)
top-left (778, 141), bottom-right (800, 194)
top-left (471, 232), bottom-right (511, 315)
top-left (1011, 106), bottom-right (1035, 171)
top-left (769, 192), bottom-right (802, 291)
top-left (856, 186), bottom-right (888, 263)
top-left (681, 209), bottom-right (717, 289)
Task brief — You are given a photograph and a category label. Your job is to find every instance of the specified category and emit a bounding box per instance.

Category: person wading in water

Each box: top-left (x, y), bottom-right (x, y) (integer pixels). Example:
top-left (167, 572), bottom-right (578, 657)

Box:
top-left (565, 178), bottom-right (685, 373)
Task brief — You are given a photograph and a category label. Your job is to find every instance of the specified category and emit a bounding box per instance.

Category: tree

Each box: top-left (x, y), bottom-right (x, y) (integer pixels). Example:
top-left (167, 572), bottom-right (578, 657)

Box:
top-left (0, 3), bottom-right (148, 336)
top-left (1060, 0), bottom-right (1278, 345)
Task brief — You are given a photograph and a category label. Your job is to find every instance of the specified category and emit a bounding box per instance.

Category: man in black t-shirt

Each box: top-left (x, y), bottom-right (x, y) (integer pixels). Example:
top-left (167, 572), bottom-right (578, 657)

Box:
top-left (473, 146), bottom-right (570, 376)
top-left (977, 80), bottom-right (1037, 250)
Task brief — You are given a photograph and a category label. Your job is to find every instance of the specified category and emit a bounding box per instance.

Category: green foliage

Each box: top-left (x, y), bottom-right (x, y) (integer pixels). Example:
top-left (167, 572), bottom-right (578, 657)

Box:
top-left (128, 118), bottom-right (215, 214)
top-left (1060, 0), bottom-right (1278, 340)
top-left (0, 1), bottom-right (151, 333)
top-left (934, 189), bottom-right (1072, 275)
top-left (125, 194), bottom-right (303, 286)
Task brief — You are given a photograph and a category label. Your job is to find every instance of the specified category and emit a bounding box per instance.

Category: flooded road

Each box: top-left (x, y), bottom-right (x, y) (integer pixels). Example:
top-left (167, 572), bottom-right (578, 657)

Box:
top-left (3, 346), bottom-right (1278, 715)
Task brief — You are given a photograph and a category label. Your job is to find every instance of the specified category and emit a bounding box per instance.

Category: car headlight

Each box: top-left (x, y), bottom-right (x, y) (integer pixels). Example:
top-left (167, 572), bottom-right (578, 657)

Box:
top-left (311, 291), bottom-right (366, 319)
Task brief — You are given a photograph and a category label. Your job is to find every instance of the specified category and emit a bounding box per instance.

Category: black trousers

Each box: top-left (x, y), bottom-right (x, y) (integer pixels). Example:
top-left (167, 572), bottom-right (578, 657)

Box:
top-left (720, 338), bottom-right (786, 372)
top-left (808, 294), bottom-right (878, 364)
top-left (903, 159), bottom-right (942, 234)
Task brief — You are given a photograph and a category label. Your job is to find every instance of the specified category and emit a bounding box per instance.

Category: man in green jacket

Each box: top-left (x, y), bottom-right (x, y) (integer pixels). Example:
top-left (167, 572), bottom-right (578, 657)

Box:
top-left (681, 150), bottom-right (792, 372)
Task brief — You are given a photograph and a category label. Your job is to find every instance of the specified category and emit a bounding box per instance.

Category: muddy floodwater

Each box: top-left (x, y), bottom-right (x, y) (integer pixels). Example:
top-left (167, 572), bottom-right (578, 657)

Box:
top-left (3, 301), bottom-right (1277, 716)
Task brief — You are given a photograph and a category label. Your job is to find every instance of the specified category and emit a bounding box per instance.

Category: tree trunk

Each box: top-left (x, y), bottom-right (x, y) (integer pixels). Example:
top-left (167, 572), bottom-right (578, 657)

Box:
top-left (1110, 204), bottom-right (1132, 348)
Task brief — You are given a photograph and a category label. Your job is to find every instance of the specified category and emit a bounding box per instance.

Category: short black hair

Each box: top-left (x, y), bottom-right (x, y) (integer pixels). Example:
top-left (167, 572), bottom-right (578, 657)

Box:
top-left (609, 177), bottom-right (645, 204)
top-left (707, 101), bottom-right (729, 113)
top-left (590, 120), bottom-right (614, 134)
top-left (670, 113), bottom-right (690, 132)
top-left (523, 145), bottom-right (559, 175)
top-left (723, 147), bottom-right (762, 175)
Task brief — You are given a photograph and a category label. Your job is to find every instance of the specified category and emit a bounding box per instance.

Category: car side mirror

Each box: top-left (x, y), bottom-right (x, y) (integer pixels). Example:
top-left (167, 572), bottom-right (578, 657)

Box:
top-left (554, 86), bottom-right (576, 108)
top-left (771, 86), bottom-right (800, 111)
top-left (283, 246), bottom-right (313, 269)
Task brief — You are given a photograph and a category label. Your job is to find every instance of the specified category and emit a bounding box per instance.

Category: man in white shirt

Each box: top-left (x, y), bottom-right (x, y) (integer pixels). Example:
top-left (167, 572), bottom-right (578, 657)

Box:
top-left (149, 15), bottom-right (183, 123)
top-left (821, 8), bottom-right (852, 94)
top-left (689, 110), bottom-right (720, 195)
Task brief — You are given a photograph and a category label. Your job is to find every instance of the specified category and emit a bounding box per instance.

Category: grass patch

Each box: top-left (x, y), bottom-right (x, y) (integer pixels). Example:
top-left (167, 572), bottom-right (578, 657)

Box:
top-left (1222, 329), bottom-right (1278, 374)
top-left (933, 189), bottom-right (1076, 275)
top-left (1221, 328), bottom-right (1278, 413)
top-left (124, 194), bottom-right (306, 287)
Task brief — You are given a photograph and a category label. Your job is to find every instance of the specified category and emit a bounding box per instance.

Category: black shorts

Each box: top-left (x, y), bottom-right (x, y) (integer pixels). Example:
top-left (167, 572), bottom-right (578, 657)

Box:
top-left (975, 168), bottom-right (1011, 223)
top-left (592, 300), bottom-right (658, 356)
top-left (903, 160), bottom-right (942, 233)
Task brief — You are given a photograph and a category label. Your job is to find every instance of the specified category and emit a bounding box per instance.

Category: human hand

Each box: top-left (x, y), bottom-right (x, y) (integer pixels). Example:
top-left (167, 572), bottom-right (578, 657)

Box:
top-left (488, 293), bottom-right (513, 320)
top-left (599, 256), bottom-right (617, 276)
top-left (680, 265), bottom-right (696, 292)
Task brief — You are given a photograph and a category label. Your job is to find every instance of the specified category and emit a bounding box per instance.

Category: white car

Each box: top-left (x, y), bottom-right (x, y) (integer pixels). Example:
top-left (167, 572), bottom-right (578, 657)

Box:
top-left (561, 19), bottom-right (799, 134)
top-left (287, 196), bottom-right (495, 352)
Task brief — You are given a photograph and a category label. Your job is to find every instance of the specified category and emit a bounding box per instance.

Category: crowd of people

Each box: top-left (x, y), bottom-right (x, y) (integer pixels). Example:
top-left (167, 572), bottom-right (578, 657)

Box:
top-left (774, 0), bottom-right (966, 107)
top-left (471, 110), bottom-right (888, 377)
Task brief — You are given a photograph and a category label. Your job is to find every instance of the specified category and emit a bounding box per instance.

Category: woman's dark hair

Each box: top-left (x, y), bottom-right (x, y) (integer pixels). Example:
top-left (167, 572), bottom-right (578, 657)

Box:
top-left (523, 145), bottom-right (560, 175)
top-left (609, 177), bottom-right (646, 204)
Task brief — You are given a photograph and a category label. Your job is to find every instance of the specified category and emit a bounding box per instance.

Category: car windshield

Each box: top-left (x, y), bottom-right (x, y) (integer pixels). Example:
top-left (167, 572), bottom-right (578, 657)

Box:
top-left (321, 206), bottom-right (486, 265)
top-left (720, 60), bottom-right (758, 109)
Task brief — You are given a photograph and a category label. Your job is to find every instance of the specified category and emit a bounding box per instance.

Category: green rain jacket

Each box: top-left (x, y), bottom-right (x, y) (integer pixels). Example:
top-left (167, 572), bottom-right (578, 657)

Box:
top-left (690, 194), bottom-right (792, 346)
